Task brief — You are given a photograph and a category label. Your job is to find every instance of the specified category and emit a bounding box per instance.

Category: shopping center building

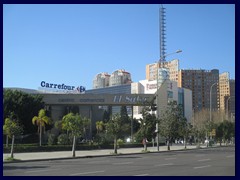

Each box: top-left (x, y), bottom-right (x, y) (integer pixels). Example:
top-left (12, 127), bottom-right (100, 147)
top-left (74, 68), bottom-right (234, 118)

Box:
top-left (5, 78), bottom-right (192, 139)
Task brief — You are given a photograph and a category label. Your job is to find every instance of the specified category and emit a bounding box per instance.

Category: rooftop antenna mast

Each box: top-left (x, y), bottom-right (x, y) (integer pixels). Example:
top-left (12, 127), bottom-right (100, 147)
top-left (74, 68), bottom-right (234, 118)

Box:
top-left (159, 4), bottom-right (167, 63)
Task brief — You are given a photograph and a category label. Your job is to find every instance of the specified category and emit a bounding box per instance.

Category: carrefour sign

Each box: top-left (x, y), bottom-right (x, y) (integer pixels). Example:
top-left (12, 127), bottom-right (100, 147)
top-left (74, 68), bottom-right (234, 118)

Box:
top-left (40, 81), bottom-right (86, 93)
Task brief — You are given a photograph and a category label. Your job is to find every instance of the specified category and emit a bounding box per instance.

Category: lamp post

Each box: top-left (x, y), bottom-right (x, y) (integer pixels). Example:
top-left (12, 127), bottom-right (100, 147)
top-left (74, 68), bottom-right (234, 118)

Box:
top-left (209, 82), bottom-right (218, 143)
top-left (226, 96), bottom-right (234, 121)
top-left (164, 49), bottom-right (182, 59)
top-left (159, 49), bottom-right (182, 63)
top-left (131, 105), bottom-right (133, 142)
top-left (226, 96), bottom-right (230, 121)
top-left (156, 49), bottom-right (182, 151)
top-left (210, 82), bottom-right (218, 122)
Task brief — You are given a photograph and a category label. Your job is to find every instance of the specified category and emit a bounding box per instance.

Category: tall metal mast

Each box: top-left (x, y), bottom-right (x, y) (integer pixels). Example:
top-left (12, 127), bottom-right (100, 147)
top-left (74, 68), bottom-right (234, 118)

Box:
top-left (159, 5), bottom-right (167, 63)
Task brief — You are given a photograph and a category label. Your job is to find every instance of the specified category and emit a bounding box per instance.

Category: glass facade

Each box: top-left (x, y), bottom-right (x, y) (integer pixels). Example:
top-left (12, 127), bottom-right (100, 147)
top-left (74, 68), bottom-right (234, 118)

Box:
top-left (158, 68), bottom-right (170, 88)
top-left (178, 88), bottom-right (185, 117)
top-left (86, 84), bottom-right (132, 115)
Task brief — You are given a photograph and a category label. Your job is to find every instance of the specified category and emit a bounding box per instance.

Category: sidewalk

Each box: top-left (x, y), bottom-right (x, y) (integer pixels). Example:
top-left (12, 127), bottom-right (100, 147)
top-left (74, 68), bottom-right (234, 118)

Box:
top-left (3, 144), bottom-right (209, 163)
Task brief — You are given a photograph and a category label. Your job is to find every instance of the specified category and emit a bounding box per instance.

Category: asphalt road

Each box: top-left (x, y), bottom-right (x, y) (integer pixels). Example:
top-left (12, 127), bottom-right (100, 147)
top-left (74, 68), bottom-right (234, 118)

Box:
top-left (3, 146), bottom-right (235, 176)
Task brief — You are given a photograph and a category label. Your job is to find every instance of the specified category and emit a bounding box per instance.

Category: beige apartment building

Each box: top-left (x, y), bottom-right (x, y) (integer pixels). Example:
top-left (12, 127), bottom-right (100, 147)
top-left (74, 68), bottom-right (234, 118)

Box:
top-left (229, 79), bottom-right (235, 121)
top-left (146, 59), bottom-right (179, 82)
top-left (146, 61), bottom-right (221, 112)
top-left (219, 72), bottom-right (230, 111)
top-left (219, 73), bottom-right (235, 121)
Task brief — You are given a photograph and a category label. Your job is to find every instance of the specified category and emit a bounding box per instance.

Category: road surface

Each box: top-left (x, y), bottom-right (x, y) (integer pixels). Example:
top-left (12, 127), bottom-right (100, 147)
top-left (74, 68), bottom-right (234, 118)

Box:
top-left (3, 146), bottom-right (235, 176)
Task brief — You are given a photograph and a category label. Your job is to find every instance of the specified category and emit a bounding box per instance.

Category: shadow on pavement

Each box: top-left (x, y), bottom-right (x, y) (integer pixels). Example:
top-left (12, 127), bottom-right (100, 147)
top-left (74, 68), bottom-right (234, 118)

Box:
top-left (3, 165), bottom-right (49, 171)
top-left (110, 156), bottom-right (143, 159)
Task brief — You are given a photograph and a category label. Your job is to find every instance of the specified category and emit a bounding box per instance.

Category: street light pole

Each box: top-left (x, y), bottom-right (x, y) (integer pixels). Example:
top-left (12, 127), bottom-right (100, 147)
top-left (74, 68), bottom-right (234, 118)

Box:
top-left (209, 82), bottom-right (218, 142)
top-left (226, 96), bottom-right (230, 120)
top-left (210, 82), bottom-right (218, 122)
top-left (131, 105), bottom-right (133, 142)
top-left (226, 96), bottom-right (234, 121)
top-left (164, 50), bottom-right (182, 58)
top-left (156, 49), bottom-right (182, 151)
top-left (159, 50), bottom-right (182, 63)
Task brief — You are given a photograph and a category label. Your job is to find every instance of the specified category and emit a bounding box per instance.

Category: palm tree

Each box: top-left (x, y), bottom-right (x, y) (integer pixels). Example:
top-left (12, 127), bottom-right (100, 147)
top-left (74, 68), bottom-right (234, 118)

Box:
top-left (32, 109), bottom-right (51, 146)
top-left (96, 121), bottom-right (104, 134)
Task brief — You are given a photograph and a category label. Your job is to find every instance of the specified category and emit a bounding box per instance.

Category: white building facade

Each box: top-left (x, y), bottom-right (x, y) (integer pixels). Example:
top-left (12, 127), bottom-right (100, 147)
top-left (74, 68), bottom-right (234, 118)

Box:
top-left (131, 79), bottom-right (192, 122)
top-left (109, 69), bottom-right (132, 86)
top-left (93, 72), bottom-right (110, 89)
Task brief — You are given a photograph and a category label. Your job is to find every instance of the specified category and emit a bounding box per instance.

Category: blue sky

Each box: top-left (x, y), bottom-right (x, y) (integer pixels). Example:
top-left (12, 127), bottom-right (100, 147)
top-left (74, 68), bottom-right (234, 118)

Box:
top-left (3, 4), bottom-right (235, 90)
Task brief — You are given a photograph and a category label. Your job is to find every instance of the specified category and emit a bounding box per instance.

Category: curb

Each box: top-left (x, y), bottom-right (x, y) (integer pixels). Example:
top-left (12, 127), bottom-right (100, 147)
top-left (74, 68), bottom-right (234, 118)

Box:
top-left (2, 147), bottom-right (199, 164)
top-left (3, 145), bottom-right (231, 164)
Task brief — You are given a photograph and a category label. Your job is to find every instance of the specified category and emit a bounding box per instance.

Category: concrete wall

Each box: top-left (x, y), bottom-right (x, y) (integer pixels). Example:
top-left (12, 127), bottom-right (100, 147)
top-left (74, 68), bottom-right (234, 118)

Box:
top-left (157, 80), bottom-right (169, 119)
top-left (183, 88), bottom-right (193, 123)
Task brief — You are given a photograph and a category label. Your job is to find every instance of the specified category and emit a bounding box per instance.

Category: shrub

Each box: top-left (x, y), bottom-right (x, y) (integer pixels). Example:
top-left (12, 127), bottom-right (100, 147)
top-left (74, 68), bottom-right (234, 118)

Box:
top-left (57, 134), bottom-right (69, 145)
top-left (48, 134), bottom-right (56, 146)
top-left (117, 139), bottom-right (124, 146)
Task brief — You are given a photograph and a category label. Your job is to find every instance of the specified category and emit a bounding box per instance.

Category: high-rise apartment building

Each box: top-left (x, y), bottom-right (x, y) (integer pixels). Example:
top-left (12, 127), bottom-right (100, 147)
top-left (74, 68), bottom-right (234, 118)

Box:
top-left (93, 70), bottom-right (132, 89)
top-left (229, 79), bottom-right (235, 120)
top-left (93, 72), bottom-right (110, 89)
top-left (109, 69), bottom-right (132, 87)
top-left (178, 69), bottom-right (219, 111)
top-left (219, 73), bottom-right (235, 120)
top-left (146, 59), bottom-right (179, 82)
top-left (219, 72), bottom-right (230, 111)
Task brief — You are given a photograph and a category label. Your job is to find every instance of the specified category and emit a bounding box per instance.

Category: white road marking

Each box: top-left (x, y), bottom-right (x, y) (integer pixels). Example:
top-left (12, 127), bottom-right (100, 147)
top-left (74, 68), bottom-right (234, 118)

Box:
top-left (194, 165), bottom-right (211, 169)
top-left (87, 160), bottom-right (110, 164)
top-left (113, 162), bottom-right (133, 165)
top-left (198, 159), bottom-right (211, 162)
top-left (165, 158), bottom-right (176, 160)
top-left (134, 174), bottom-right (149, 176)
top-left (70, 170), bottom-right (105, 176)
top-left (155, 163), bottom-right (174, 167)
top-left (25, 168), bottom-right (61, 173)
top-left (195, 154), bottom-right (206, 157)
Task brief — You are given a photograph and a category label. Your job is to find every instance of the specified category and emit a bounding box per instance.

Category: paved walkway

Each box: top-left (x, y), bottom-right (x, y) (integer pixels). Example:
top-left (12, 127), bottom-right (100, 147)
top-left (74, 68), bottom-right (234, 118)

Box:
top-left (3, 144), bottom-right (212, 163)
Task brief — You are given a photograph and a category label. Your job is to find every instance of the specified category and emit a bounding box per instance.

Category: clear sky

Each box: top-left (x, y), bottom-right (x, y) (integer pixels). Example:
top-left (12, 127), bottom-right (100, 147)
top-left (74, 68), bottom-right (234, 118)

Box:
top-left (3, 4), bottom-right (235, 90)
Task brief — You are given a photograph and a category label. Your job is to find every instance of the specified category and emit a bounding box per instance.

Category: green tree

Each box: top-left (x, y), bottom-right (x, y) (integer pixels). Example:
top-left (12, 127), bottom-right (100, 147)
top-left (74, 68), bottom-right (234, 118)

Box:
top-left (32, 109), bottom-right (52, 146)
top-left (216, 120), bottom-right (235, 145)
top-left (57, 134), bottom-right (69, 145)
top-left (103, 109), bottom-right (111, 123)
top-left (4, 89), bottom-right (44, 134)
top-left (96, 121), bottom-right (104, 134)
top-left (3, 112), bottom-right (17, 147)
top-left (192, 109), bottom-right (210, 147)
top-left (3, 117), bottom-right (23, 158)
top-left (135, 106), bottom-right (157, 151)
top-left (106, 114), bottom-right (125, 154)
top-left (61, 113), bottom-right (90, 157)
top-left (3, 125), bottom-right (9, 147)
top-left (120, 106), bottom-right (129, 123)
top-left (179, 118), bottom-right (192, 149)
top-left (132, 118), bottom-right (141, 136)
top-left (54, 120), bottom-right (63, 132)
top-left (120, 106), bottom-right (131, 139)
top-left (216, 122), bottom-right (224, 146)
top-left (159, 101), bottom-right (185, 150)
